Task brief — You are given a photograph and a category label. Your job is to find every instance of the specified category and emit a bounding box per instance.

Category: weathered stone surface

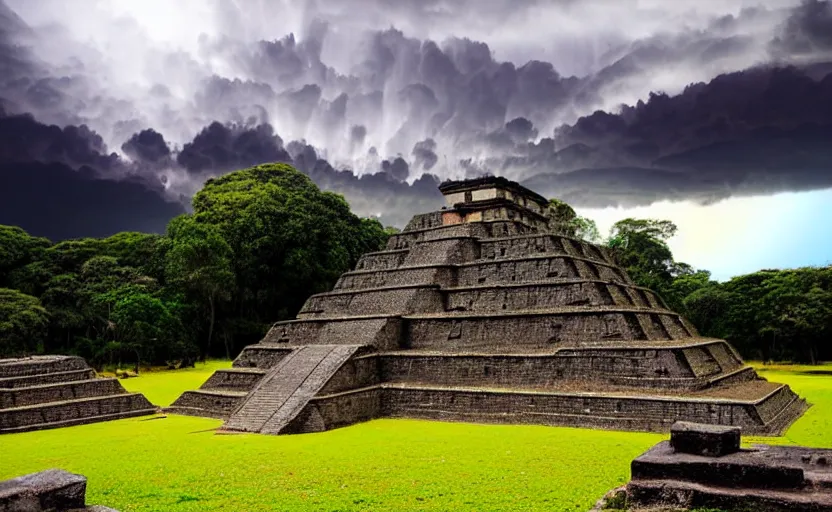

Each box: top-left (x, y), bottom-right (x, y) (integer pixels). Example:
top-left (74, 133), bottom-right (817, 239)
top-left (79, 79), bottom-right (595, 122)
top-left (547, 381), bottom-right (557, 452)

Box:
top-left (609, 425), bottom-right (832, 511)
top-left (669, 421), bottom-right (741, 457)
top-left (0, 469), bottom-right (86, 511)
top-left (168, 177), bottom-right (807, 437)
top-left (0, 470), bottom-right (120, 512)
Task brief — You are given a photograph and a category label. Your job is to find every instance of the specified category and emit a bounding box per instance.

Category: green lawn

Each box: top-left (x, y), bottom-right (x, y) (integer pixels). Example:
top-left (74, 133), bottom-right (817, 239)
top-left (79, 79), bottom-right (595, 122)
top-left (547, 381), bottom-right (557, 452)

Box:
top-left (2, 362), bottom-right (831, 512)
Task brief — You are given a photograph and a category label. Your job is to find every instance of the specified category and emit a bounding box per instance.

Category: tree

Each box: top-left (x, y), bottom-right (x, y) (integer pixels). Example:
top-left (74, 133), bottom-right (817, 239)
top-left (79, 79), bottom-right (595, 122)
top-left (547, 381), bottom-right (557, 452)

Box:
top-left (0, 288), bottom-right (49, 356)
top-left (0, 226), bottom-right (50, 288)
top-left (546, 198), bottom-right (600, 242)
top-left (191, 163), bottom-right (389, 330)
top-left (607, 218), bottom-right (682, 296)
top-left (164, 215), bottom-right (234, 359)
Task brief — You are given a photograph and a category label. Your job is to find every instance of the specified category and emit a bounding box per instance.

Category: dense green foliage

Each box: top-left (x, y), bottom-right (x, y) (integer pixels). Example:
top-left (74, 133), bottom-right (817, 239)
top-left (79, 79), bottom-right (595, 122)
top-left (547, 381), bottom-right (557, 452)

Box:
top-left (0, 164), bottom-right (389, 365)
top-left (1, 362), bottom-right (830, 511)
top-left (597, 216), bottom-right (832, 364)
top-left (547, 198), bottom-right (601, 242)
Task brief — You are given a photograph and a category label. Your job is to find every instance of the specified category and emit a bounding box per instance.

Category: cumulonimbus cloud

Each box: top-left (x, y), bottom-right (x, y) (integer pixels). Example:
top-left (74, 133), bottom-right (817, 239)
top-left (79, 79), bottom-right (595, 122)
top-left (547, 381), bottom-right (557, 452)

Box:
top-left (0, 0), bottom-right (831, 240)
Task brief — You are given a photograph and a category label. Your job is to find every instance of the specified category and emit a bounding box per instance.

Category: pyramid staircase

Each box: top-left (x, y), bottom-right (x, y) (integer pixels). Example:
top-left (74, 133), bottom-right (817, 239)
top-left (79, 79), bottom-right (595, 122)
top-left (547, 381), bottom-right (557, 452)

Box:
top-left (0, 356), bottom-right (156, 434)
top-left (168, 177), bottom-right (808, 436)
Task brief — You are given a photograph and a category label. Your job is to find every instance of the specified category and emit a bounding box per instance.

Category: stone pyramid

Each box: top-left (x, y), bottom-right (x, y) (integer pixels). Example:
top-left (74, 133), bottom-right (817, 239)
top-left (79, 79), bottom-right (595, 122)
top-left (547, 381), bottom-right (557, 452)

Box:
top-left (168, 177), bottom-right (808, 436)
top-left (0, 356), bottom-right (156, 434)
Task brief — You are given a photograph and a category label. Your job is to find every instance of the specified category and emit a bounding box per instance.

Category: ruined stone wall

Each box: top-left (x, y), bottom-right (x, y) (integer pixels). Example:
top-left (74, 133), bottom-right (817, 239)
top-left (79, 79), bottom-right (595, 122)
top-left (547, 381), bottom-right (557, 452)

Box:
top-left (0, 357), bottom-right (88, 378)
top-left (0, 379), bottom-right (123, 409)
top-left (319, 356), bottom-right (379, 394)
top-left (387, 220), bottom-right (534, 251)
top-left (0, 369), bottom-right (95, 389)
top-left (170, 391), bottom-right (243, 417)
top-left (378, 349), bottom-right (696, 388)
top-left (404, 212), bottom-right (444, 232)
top-left (403, 311), bottom-right (693, 351)
top-left (380, 387), bottom-right (762, 431)
top-left (0, 394), bottom-right (153, 431)
top-left (455, 255), bottom-right (628, 286)
top-left (263, 317), bottom-right (403, 350)
top-left (299, 286), bottom-right (445, 317)
top-left (446, 282), bottom-right (616, 313)
top-left (354, 250), bottom-right (408, 271)
top-left (402, 238), bottom-right (480, 266)
top-left (233, 346), bottom-right (292, 369)
top-left (754, 385), bottom-right (798, 424)
top-left (334, 266), bottom-right (456, 291)
top-left (201, 369), bottom-right (265, 391)
top-left (300, 388), bottom-right (381, 432)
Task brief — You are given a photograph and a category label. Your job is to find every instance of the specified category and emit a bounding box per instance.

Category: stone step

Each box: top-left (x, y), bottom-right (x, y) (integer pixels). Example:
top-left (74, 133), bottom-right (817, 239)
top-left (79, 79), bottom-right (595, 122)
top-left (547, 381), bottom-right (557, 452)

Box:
top-left (0, 393), bottom-right (155, 434)
top-left (232, 345), bottom-right (294, 369)
top-left (166, 389), bottom-right (248, 419)
top-left (308, 382), bottom-right (801, 435)
top-left (298, 284), bottom-right (443, 318)
top-left (0, 378), bottom-right (124, 409)
top-left (378, 348), bottom-right (758, 391)
top-left (223, 345), bottom-right (360, 434)
top-left (443, 280), bottom-right (666, 314)
top-left (0, 369), bottom-right (96, 389)
top-left (354, 249), bottom-right (409, 272)
top-left (200, 368), bottom-right (267, 392)
top-left (402, 308), bottom-right (691, 351)
top-left (0, 356), bottom-right (89, 379)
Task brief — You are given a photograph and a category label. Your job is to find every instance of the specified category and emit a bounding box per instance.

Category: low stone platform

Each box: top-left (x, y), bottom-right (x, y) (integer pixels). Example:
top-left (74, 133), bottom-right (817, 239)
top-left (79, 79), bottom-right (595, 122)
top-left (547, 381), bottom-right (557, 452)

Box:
top-left (0, 356), bottom-right (157, 434)
top-left (595, 421), bottom-right (832, 511)
top-left (0, 469), bottom-right (118, 511)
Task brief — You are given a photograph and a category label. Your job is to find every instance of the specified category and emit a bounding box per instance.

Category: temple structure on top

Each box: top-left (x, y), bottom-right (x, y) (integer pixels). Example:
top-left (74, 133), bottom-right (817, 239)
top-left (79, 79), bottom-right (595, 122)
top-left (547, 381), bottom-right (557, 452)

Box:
top-left (167, 176), bottom-right (808, 436)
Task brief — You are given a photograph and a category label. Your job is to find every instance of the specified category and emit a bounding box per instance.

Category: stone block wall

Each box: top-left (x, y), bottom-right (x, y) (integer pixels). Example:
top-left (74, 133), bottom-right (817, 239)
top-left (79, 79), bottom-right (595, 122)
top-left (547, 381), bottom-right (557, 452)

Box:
top-left (445, 282), bottom-right (615, 313)
top-left (0, 379), bottom-right (123, 409)
top-left (334, 266), bottom-right (455, 291)
top-left (402, 238), bottom-right (480, 266)
top-left (403, 311), bottom-right (692, 351)
top-left (319, 355), bottom-right (379, 394)
top-left (0, 356), bottom-right (88, 378)
top-left (201, 369), bottom-right (265, 391)
top-left (0, 369), bottom-right (95, 389)
top-left (1, 394), bottom-right (153, 431)
top-left (299, 285), bottom-right (445, 317)
top-left (354, 249), bottom-right (408, 271)
top-left (169, 391), bottom-right (244, 417)
top-left (379, 387), bottom-right (765, 431)
top-left (232, 346), bottom-right (292, 369)
top-left (264, 317), bottom-right (403, 350)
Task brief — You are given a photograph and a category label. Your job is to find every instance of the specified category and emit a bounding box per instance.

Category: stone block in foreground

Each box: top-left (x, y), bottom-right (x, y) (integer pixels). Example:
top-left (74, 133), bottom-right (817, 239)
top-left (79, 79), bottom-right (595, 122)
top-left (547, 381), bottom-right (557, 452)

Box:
top-left (0, 469), bottom-right (119, 511)
top-left (669, 420), bottom-right (740, 457)
top-left (596, 422), bottom-right (832, 511)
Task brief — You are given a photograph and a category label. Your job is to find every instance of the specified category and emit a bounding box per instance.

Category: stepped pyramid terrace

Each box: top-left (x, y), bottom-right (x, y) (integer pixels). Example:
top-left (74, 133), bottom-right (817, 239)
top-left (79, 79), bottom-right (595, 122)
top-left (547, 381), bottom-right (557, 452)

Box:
top-left (168, 176), bottom-right (808, 436)
top-left (0, 356), bottom-right (156, 434)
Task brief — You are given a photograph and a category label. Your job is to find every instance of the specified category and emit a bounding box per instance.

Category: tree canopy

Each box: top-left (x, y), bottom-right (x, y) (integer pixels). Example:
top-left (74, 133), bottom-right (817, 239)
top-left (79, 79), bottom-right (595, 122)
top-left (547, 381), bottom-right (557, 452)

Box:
top-left (0, 163), bottom-right (391, 366)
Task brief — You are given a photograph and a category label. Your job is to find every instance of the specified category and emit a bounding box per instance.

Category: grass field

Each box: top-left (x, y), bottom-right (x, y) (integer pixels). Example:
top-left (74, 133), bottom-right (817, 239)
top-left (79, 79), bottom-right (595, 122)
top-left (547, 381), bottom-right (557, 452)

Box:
top-left (2, 361), bottom-right (830, 512)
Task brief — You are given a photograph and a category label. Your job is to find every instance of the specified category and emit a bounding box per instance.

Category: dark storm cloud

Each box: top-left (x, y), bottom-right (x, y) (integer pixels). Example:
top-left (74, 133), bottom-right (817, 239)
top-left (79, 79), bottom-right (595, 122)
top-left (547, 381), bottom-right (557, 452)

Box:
top-left (121, 129), bottom-right (171, 164)
top-left (770, 0), bottom-right (832, 57)
top-left (176, 121), bottom-right (291, 174)
top-left (0, 111), bottom-right (121, 172)
top-left (524, 65), bottom-right (832, 207)
top-left (412, 139), bottom-right (438, 171)
top-left (5, 0), bottom-right (832, 236)
top-left (0, 162), bottom-right (186, 241)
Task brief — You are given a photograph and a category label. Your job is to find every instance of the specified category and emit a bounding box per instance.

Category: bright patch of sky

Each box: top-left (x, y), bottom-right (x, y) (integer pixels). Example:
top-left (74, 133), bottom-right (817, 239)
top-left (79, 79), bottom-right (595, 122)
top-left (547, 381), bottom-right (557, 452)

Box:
top-left (581, 188), bottom-right (832, 282)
